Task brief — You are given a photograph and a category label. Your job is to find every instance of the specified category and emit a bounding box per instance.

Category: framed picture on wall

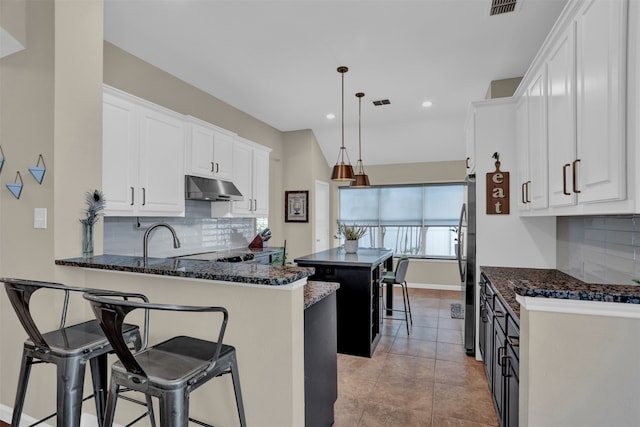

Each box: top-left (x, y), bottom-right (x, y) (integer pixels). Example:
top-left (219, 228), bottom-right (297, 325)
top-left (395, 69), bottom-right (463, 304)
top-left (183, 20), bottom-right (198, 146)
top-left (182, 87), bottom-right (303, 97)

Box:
top-left (285, 190), bottom-right (309, 223)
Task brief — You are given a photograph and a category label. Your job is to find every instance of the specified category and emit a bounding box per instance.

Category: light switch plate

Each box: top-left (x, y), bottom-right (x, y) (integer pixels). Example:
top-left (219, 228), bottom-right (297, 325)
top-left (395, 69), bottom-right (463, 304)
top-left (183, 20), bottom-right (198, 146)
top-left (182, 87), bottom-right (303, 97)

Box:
top-left (34, 208), bottom-right (47, 229)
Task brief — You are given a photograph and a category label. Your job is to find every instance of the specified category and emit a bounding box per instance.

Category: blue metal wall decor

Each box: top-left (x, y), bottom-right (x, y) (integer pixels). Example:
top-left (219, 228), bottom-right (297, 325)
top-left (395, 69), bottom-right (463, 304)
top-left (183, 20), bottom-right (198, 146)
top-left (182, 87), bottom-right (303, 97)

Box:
top-left (0, 145), bottom-right (4, 175)
top-left (28, 154), bottom-right (46, 184)
top-left (6, 171), bottom-right (23, 199)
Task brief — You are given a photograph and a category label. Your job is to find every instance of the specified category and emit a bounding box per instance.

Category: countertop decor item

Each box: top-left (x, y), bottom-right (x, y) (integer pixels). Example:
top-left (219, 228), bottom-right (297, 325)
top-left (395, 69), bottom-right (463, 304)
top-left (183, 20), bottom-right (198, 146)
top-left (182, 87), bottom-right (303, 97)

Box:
top-left (336, 222), bottom-right (367, 254)
top-left (330, 66), bottom-right (355, 182)
top-left (350, 92), bottom-right (371, 188)
top-left (80, 189), bottom-right (106, 259)
top-left (28, 154), bottom-right (46, 184)
top-left (285, 190), bottom-right (309, 222)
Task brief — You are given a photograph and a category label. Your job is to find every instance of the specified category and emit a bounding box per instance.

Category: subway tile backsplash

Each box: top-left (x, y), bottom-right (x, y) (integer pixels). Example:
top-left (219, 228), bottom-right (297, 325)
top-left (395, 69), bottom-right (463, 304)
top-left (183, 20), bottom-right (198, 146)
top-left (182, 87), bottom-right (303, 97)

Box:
top-left (557, 216), bottom-right (640, 285)
top-left (104, 201), bottom-right (255, 258)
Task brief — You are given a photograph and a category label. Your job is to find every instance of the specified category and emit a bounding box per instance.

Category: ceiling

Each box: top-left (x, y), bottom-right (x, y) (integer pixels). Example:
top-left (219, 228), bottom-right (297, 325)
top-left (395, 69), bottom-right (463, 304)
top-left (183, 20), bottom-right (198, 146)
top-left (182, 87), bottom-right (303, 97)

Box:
top-left (104, 0), bottom-right (567, 167)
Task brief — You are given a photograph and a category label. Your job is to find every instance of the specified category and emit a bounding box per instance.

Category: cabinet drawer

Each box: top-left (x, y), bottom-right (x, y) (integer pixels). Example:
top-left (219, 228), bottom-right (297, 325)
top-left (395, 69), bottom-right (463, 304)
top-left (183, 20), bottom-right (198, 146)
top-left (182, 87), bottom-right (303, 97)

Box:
top-left (507, 315), bottom-right (520, 361)
top-left (493, 294), bottom-right (507, 333)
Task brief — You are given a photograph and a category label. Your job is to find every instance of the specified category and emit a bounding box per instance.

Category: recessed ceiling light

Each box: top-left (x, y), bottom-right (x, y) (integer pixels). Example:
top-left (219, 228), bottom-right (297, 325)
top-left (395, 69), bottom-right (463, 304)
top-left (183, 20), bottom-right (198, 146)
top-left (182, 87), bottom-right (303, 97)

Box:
top-left (422, 100), bottom-right (433, 108)
top-left (326, 113), bottom-right (335, 120)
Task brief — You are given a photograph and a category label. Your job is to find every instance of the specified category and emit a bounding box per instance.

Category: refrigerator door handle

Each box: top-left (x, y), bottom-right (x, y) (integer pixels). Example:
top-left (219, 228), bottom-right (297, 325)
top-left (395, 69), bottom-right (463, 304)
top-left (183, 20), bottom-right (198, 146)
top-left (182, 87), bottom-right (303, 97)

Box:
top-left (457, 203), bottom-right (466, 282)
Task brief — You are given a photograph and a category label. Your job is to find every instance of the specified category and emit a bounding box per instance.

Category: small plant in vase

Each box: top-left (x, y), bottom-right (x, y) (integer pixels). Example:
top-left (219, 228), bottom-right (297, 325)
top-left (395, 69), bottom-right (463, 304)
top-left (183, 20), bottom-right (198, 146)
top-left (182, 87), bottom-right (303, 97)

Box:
top-left (336, 222), bottom-right (367, 254)
top-left (80, 189), bottom-right (106, 259)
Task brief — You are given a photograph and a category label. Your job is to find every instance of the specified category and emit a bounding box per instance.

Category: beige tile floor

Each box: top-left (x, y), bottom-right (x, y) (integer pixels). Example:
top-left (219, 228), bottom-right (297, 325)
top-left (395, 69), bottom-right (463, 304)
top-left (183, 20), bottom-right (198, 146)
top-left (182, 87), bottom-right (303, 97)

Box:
top-left (334, 288), bottom-right (499, 427)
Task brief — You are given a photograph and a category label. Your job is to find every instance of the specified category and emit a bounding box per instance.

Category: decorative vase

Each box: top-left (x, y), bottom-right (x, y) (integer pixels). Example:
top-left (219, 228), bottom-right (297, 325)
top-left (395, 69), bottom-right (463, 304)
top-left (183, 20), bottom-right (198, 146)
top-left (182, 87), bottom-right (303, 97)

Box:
top-left (82, 222), bottom-right (94, 259)
top-left (345, 239), bottom-right (359, 254)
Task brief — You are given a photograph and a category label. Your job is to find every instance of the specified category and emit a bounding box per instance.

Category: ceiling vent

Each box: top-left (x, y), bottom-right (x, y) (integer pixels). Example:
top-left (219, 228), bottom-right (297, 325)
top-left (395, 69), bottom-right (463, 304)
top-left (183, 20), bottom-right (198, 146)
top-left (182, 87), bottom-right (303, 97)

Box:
top-left (372, 99), bottom-right (391, 106)
top-left (490, 0), bottom-right (517, 15)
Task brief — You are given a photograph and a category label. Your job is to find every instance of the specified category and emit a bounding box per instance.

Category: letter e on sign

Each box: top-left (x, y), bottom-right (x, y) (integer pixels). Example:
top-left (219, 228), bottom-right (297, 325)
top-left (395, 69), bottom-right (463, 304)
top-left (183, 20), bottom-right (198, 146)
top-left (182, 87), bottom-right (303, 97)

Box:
top-left (486, 162), bottom-right (510, 215)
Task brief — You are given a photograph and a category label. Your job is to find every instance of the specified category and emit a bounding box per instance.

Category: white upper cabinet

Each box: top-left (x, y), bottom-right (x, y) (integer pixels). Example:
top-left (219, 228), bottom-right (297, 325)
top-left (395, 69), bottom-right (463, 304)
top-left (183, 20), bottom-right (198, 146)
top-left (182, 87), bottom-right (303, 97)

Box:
top-left (103, 86), bottom-right (185, 217)
top-left (547, 23), bottom-right (577, 208)
top-left (515, 96), bottom-right (530, 212)
top-left (574, 0), bottom-right (627, 204)
top-left (185, 117), bottom-right (235, 181)
top-left (228, 138), bottom-right (271, 217)
top-left (514, 0), bottom-right (630, 215)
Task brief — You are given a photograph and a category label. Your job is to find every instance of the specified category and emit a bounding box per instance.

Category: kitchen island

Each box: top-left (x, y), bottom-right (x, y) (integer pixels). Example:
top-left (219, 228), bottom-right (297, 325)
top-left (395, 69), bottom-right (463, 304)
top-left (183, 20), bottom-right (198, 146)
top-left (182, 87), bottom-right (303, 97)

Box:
top-left (480, 266), bottom-right (640, 427)
top-left (294, 247), bottom-right (393, 357)
top-left (55, 255), bottom-right (337, 427)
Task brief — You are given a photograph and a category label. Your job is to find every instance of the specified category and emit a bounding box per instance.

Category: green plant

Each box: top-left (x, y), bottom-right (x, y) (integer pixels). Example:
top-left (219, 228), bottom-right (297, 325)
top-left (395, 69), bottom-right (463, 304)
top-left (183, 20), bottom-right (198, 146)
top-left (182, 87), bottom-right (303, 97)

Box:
top-left (336, 222), bottom-right (367, 240)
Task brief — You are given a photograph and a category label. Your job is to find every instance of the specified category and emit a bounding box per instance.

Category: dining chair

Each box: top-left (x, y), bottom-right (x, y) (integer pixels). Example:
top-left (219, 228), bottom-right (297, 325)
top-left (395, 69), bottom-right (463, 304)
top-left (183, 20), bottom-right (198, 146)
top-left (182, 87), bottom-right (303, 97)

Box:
top-left (2, 278), bottom-right (148, 427)
top-left (84, 290), bottom-right (247, 427)
top-left (381, 257), bottom-right (413, 334)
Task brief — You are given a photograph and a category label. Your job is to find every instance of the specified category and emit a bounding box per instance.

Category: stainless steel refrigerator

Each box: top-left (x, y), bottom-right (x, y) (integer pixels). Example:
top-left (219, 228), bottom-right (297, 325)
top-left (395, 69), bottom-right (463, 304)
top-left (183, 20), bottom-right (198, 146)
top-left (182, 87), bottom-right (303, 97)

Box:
top-left (457, 174), bottom-right (476, 356)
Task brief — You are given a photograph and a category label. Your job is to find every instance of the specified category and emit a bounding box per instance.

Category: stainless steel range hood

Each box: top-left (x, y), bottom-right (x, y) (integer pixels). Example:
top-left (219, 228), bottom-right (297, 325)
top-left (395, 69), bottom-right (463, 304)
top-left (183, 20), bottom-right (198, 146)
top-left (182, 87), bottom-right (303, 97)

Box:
top-left (185, 175), bottom-right (243, 201)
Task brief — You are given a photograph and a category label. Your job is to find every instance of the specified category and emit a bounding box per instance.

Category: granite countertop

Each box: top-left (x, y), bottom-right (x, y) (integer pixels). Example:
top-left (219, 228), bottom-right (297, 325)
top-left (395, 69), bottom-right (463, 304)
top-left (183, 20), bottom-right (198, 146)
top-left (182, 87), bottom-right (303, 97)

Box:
top-left (481, 266), bottom-right (640, 321)
top-left (294, 247), bottom-right (393, 268)
top-left (56, 254), bottom-right (314, 286)
top-left (304, 280), bottom-right (339, 309)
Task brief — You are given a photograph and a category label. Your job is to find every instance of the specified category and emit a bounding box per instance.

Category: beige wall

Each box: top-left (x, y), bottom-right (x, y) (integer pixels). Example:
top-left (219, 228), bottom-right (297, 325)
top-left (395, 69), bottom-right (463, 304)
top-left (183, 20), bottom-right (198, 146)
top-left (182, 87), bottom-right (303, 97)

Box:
top-left (0, 0), bottom-right (104, 415)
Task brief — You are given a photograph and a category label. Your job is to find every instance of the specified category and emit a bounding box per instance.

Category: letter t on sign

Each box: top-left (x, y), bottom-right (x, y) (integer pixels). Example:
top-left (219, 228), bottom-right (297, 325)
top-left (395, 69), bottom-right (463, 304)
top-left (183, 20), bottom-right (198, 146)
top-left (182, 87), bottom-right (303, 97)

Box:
top-left (486, 160), bottom-right (510, 214)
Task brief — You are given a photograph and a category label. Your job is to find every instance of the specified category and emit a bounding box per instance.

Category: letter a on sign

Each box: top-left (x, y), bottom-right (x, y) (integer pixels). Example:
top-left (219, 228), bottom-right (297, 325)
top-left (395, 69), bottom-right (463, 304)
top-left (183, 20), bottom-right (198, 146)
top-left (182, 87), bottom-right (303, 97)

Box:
top-left (486, 161), bottom-right (510, 214)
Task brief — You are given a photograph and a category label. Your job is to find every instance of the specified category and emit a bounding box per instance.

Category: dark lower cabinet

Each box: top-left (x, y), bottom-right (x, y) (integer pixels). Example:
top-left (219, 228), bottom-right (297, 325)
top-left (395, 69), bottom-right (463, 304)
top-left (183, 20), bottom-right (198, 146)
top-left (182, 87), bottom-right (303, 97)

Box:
top-left (304, 292), bottom-right (337, 427)
top-left (480, 273), bottom-right (520, 427)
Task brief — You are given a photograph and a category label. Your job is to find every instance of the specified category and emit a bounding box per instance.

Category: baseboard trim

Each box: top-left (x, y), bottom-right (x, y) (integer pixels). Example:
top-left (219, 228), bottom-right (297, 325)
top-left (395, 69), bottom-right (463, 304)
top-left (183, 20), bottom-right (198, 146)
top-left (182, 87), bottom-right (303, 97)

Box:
top-left (406, 282), bottom-right (460, 291)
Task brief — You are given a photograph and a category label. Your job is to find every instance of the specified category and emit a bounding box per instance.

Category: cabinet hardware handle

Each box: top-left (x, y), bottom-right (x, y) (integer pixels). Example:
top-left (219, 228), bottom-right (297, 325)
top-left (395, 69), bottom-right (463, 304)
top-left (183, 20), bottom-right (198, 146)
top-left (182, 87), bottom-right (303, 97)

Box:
top-left (526, 181), bottom-right (531, 203)
top-left (497, 346), bottom-right (505, 366)
top-left (502, 354), bottom-right (511, 377)
top-left (495, 310), bottom-right (504, 318)
top-left (211, 162), bottom-right (215, 173)
top-left (216, 163), bottom-right (219, 173)
top-left (130, 187), bottom-right (135, 206)
top-left (142, 188), bottom-right (146, 206)
top-left (521, 182), bottom-right (526, 204)
top-left (562, 163), bottom-right (571, 195)
top-left (466, 157), bottom-right (470, 169)
top-left (507, 335), bottom-right (519, 347)
top-left (572, 159), bottom-right (581, 193)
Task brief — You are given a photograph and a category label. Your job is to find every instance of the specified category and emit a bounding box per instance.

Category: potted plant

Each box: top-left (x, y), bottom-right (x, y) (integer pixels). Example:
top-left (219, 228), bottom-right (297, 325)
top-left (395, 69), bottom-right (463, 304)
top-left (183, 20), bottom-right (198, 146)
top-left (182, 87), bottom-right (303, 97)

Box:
top-left (336, 222), bottom-right (367, 254)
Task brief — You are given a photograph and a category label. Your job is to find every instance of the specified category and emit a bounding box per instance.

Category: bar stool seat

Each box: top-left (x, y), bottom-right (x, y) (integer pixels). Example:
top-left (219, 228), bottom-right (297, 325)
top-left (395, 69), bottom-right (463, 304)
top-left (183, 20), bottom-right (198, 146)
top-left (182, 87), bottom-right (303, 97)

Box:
top-left (381, 257), bottom-right (413, 334)
top-left (84, 291), bottom-right (247, 427)
top-left (2, 278), bottom-right (145, 427)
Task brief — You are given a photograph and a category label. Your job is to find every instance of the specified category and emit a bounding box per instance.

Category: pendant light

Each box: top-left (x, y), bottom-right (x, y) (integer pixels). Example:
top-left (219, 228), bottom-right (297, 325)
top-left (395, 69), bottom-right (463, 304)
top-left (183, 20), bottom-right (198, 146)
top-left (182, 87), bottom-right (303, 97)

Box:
top-left (331, 66), bottom-right (355, 182)
top-left (351, 92), bottom-right (371, 188)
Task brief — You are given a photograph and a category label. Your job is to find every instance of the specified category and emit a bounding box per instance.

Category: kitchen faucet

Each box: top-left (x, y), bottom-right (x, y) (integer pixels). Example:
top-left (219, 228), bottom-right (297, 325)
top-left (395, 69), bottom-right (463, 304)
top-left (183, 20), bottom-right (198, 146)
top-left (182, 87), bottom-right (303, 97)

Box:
top-left (143, 223), bottom-right (181, 261)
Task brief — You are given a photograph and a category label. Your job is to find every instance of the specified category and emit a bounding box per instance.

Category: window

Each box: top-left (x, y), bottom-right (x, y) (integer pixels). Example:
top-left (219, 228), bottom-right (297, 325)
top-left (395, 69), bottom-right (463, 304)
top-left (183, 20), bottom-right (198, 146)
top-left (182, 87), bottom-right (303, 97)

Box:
top-left (339, 183), bottom-right (464, 258)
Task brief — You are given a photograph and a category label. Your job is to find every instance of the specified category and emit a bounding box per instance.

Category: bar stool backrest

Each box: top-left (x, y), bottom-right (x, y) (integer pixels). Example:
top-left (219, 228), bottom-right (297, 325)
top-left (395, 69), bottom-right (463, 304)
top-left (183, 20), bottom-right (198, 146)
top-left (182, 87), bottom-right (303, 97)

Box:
top-left (84, 292), bottom-right (229, 380)
top-left (3, 278), bottom-right (92, 349)
top-left (394, 258), bottom-right (410, 284)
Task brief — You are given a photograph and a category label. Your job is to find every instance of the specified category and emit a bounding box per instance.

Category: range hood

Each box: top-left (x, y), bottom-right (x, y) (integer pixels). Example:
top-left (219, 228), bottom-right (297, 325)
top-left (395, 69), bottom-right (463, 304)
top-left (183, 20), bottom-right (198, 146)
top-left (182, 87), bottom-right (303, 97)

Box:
top-left (185, 175), bottom-right (243, 201)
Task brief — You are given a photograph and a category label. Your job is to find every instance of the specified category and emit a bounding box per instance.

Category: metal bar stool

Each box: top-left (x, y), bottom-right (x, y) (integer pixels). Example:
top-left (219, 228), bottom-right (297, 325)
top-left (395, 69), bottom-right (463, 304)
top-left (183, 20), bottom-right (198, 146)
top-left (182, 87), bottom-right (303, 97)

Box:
top-left (2, 278), bottom-right (148, 427)
top-left (381, 257), bottom-right (413, 334)
top-left (84, 291), bottom-right (247, 427)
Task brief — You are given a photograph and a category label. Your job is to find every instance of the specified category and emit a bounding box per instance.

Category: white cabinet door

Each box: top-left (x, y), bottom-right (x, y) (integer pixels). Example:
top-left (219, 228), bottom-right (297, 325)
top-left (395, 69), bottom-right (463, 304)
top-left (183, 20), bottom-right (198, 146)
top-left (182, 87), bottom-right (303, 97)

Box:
top-left (103, 92), bottom-right (139, 216)
top-left (515, 96), bottom-right (530, 212)
top-left (102, 86), bottom-right (185, 217)
top-left (231, 141), bottom-right (253, 215)
top-left (212, 131), bottom-right (234, 181)
top-left (575, 0), bottom-right (627, 203)
top-left (252, 147), bottom-right (270, 216)
top-left (547, 24), bottom-right (577, 208)
top-left (187, 119), bottom-right (234, 181)
top-left (138, 104), bottom-right (185, 216)
top-left (527, 70), bottom-right (549, 211)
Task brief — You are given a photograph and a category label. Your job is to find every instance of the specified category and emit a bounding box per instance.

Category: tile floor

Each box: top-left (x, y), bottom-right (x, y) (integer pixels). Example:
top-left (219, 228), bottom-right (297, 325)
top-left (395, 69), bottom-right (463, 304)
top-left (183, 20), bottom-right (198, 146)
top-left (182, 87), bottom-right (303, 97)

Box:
top-left (333, 288), bottom-right (499, 427)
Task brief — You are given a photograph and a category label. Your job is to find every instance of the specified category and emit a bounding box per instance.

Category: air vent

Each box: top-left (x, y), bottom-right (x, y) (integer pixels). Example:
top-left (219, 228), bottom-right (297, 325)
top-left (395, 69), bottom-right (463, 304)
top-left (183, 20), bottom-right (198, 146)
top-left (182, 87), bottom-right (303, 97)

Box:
top-left (490, 0), bottom-right (517, 15)
top-left (372, 99), bottom-right (391, 106)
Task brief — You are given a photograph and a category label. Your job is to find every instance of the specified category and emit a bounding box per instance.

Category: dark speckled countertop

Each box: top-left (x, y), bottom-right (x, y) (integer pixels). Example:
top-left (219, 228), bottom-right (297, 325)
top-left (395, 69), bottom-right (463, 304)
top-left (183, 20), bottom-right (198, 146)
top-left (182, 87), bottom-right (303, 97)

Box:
top-left (56, 254), bottom-right (314, 286)
top-left (304, 281), bottom-right (339, 309)
top-left (481, 266), bottom-right (640, 322)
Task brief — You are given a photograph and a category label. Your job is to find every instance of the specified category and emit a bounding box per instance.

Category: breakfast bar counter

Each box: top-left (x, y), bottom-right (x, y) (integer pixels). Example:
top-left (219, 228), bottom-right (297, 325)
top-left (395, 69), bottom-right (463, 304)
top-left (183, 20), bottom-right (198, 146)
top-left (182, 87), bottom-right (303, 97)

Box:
top-left (55, 254), bottom-right (337, 426)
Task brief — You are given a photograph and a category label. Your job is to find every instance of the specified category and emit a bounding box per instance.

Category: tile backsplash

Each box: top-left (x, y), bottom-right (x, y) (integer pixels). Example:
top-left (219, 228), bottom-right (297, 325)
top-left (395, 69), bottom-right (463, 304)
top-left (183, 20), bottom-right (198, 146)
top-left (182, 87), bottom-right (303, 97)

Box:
top-left (557, 215), bottom-right (640, 285)
top-left (104, 201), bottom-right (256, 258)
